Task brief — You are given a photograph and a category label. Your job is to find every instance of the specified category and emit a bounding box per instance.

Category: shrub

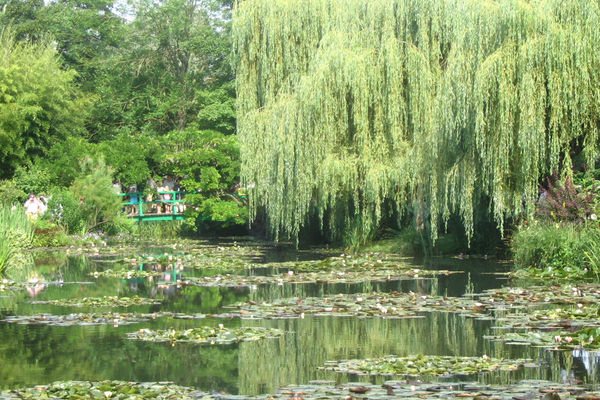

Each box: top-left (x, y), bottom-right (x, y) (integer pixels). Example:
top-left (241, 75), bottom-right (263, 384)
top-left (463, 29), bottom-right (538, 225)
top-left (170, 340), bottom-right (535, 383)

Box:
top-left (48, 188), bottom-right (87, 234)
top-left (70, 158), bottom-right (124, 233)
top-left (536, 177), bottom-right (596, 223)
top-left (0, 180), bottom-right (27, 204)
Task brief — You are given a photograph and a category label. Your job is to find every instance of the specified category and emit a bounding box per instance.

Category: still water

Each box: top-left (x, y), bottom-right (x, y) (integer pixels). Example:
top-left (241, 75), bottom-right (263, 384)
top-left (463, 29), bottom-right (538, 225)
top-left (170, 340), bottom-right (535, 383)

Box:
top-left (0, 240), bottom-right (596, 394)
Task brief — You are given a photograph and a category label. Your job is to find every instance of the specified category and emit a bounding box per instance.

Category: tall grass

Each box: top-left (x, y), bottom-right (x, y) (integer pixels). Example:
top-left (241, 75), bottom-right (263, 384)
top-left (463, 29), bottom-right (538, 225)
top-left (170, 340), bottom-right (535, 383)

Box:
top-left (0, 204), bottom-right (33, 275)
top-left (512, 222), bottom-right (600, 278)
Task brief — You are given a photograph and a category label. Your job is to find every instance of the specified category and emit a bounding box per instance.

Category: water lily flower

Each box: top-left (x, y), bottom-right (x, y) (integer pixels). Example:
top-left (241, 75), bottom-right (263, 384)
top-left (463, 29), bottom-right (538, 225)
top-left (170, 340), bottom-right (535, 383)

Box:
top-left (554, 335), bottom-right (562, 343)
top-left (218, 324), bottom-right (224, 329)
top-left (565, 336), bottom-right (573, 343)
top-left (103, 391), bottom-right (112, 398)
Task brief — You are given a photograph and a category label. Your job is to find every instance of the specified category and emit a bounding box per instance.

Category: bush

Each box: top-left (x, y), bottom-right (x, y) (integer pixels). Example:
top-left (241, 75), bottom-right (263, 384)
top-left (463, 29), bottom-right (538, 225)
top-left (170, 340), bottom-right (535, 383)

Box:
top-left (47, 158), bottom-right (132, 235)
top-left (48, 188), bottom-right (87, 234)
top-left (0, 180), bottom-right (27, 204)
top-left (70, 158), bottom-right (125, 234)
top-left (536, 177), bottom-right (596, 223)
top-left (512, 222), bottom-right (600, 278)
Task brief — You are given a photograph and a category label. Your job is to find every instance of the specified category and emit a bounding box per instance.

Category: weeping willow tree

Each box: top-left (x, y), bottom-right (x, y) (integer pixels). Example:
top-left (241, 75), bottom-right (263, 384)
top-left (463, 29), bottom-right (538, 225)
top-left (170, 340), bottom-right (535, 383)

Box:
top-left (233, 0), bottom-right (600, 244)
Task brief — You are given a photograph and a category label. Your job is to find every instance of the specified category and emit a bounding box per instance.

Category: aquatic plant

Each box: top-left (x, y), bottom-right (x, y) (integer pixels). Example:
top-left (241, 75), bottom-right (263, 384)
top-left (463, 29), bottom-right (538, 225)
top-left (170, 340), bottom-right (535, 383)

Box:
top-left (224, 291), bottom-right (487, 319)
top-left (321, 354), bottom-right (533, 376)
top-left (181, 268), bottom-right (454, 288)
top-left (126, 326), bottom-right (284, 344)
top-left (3, 379), bottom-right (600, 399)
top-left (90, 268), bottom-right (163, 279)
top-left (0, 380), bottom-right (205, 399)
top-left (1, 312), bottom-right (172, 326)
top-left (30, 295), bottom-right (162, 308)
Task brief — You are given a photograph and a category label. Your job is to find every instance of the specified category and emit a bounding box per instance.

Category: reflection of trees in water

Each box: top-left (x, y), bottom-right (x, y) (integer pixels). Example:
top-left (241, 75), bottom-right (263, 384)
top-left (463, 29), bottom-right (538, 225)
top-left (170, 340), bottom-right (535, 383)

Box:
top-left (0, 322), bottom-right (241, 392)
top-left (238, 313), bottom-right (490, 395)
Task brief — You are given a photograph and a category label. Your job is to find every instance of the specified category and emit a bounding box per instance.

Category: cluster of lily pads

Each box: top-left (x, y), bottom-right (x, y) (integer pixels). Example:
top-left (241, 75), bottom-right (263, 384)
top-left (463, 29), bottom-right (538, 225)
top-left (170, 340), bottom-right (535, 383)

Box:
top-left (3, 379), bottom-right (600, 400)
top-left (30, 295), bottom-right (162, 308)
top-left (223, 291), bottom-right (488, 319)
top-left (486, 326), bottom-right (600, 350)
top-left (179, 268), bottom-right (455, 288)
top-left (90, 269), bottom-right (164, 279)
top-left (0, 380), bottom-right (207, 399)
top-left (320, 354), bottom-right (535, 376)
top-left (126, 326), bottom-right (284, 344)
top-left (1, 312), bottom-right (172, 326)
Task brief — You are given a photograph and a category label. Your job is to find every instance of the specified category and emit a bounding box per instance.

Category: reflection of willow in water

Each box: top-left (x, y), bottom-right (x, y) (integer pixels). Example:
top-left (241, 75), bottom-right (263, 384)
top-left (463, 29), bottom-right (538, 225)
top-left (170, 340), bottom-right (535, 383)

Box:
top-left (237, 313), bottom-right (490, 395)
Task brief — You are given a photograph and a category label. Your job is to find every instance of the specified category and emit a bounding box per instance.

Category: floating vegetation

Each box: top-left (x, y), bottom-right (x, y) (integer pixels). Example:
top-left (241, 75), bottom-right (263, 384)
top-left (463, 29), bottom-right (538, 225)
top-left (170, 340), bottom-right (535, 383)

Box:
top-left (509, 266), bottom-right (593, 283)
top-left (1, 312), bottom-right (172, 326)
top-left (0, 380), bottom-right (207, 399)
top-left (224, 291), bottom-right (487, 319)
top-left (487, 326), bottom-right (600, 350)
top-left (0, 279), bottom-right (94, 292)
top-left (126, 326), bottom-right (284, 344)
top-left (3, 379), bottom-right (600, 399)
top-left (492, 305), bottom-right (600, 330)
top-left (90, 269), bottom-right (163, 279)
top-left (181, 268), bottom-right (456, 288)
top-left (30, 295), bottom-right (162, 308)
top-left (260, 380), bottom-right (600, 399)
top-left (471, 284), bottom-right (600, 310)
top-left (321, 354), bottom-right (534, 376)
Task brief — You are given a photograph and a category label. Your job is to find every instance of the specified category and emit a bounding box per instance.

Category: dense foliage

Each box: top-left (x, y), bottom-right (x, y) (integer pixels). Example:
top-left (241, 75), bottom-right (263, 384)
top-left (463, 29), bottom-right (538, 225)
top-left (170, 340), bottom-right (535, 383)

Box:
top-left (0, 28), bottom-right (86, 178)
top-left (233, 0), bottom-right (600, 243)
top-left (0, 0), bottom-right (245, 237)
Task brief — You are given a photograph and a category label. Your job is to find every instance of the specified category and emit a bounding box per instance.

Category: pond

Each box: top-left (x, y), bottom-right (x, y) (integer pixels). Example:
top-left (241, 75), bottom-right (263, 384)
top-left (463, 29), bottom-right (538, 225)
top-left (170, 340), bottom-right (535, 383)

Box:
top-left (0, 238), bottom-right (599, 398)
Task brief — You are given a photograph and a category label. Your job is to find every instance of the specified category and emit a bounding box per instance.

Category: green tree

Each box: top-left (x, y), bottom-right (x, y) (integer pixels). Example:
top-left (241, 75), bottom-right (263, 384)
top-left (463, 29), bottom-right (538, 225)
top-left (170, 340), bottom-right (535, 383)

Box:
top-left (0, 28), bottom-right (87, 179)
top-left (87, 0), bottom-right (233, 139)
top-left (160, 128), bottom-right (247, 231)
top-left (233, 0), bottom-right (600, 244)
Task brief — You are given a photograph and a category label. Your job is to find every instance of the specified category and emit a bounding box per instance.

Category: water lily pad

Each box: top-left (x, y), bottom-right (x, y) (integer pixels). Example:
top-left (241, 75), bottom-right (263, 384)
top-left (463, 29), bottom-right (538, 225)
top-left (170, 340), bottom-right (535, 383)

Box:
top-left (3, 380), bottom-right (600, 400)
top-left (0, 380), bottom-right (207, 399)
top-left (126, 326), bottom-right (284, 344)
top-left (486, 326), bottom-right (600, 350)
top-left (90, 269), bottom-right (163, 279)
top-left (180, 268), bottom-right (456, 288)
top-left (472, 284), bottom-right (600, 309)
top-left (223, 291), bottom-right (487, 319)
top-left (321, 354), bottom-right (533, 376)
top-left (30, 295), bottom-right (162, 307)
top-left (1, 312), bottom-right (172, 326)
top-left (491, 305), bottom-right (600, 330)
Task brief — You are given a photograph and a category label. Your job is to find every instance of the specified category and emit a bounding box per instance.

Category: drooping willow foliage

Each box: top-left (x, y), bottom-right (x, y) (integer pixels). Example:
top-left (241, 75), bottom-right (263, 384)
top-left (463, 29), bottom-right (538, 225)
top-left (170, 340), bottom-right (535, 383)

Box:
top-left (233, 0), bottom-right (600, 243)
